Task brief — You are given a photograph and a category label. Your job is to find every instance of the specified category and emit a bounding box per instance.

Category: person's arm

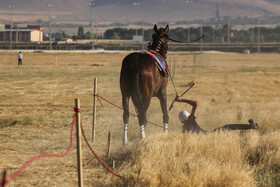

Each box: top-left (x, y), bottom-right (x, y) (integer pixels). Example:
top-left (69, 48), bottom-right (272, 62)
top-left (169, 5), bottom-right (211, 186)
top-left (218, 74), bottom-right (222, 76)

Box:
top-left (176, 96), bottom-right (198, 116)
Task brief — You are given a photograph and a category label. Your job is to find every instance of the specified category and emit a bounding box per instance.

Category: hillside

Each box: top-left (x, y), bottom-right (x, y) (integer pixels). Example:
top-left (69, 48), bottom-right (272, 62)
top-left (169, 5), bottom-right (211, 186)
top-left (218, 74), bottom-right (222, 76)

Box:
top-left (0, 0), bottom-right (280, 24)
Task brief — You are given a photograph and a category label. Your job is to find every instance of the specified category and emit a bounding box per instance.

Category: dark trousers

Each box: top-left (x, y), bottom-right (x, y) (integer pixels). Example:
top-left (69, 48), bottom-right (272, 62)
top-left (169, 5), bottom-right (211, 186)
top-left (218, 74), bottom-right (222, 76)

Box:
top-left (18, 59), bottom-right (22, 66)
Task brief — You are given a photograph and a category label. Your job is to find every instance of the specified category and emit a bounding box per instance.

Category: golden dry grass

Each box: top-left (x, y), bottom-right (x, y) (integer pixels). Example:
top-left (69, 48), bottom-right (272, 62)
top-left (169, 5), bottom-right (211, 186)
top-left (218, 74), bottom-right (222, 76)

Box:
top-left (0, 50), bottom-right (279, 186)
top-left (114, 130), bottom-right (280, 186)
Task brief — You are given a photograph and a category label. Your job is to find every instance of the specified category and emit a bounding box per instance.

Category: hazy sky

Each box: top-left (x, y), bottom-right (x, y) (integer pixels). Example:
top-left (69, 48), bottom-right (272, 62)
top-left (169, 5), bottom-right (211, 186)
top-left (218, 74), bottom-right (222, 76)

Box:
top-left (1, 0), bottom-right (280, 24)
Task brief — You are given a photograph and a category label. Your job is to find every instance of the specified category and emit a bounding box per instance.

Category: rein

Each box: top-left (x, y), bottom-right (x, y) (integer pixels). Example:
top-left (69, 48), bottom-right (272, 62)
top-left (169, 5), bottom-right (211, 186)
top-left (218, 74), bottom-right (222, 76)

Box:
top-left (166, 35), bottom-right (205, 44)
top-left (153, 36), bottom-right (178, 95)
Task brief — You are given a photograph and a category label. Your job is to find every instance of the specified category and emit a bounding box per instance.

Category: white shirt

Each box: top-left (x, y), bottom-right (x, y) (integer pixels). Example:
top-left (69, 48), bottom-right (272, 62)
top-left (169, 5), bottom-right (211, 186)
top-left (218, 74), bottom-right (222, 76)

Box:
top-left (18, 53), bottom-right (23, 59)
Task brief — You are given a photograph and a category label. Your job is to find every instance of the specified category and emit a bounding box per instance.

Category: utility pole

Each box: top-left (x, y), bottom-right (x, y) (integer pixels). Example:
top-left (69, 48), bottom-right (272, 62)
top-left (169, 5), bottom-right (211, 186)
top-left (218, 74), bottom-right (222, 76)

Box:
top-left (257, 18), bottom-right (261, 53)
top-left (89, 2), bottom-right (95, 50)
top-left (200, 26), bottom-right (203, 52)
top-left (227, 19), bottom-right (231, 44)
top-left (186, 0), bottom-right (192, 42)
top-left (215, 3), bottom-right (221, 29)
top-left (142, 20), bottom-right (144, 50)
top-left (16, 24), bottom-right (18, 47)
top-left (48, 4), bottom-right (53, 50)
top-left (9, 4), bottom-right (15, 50)
top-left (133, 2), bottom-right (140, 36)
top-left (39, 21), bottom-right (42, 42)
top-left (251, 0), bottom-right (255, 43)
top-left (252, 18), bottom-right (255, 43)
top-left (95, 23), bottom-right (98, 45)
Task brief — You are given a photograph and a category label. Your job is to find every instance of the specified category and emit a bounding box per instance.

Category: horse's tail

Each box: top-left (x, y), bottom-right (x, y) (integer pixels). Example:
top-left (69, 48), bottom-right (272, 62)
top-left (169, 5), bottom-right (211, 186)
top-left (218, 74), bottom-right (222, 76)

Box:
top-left (120, 53), bottom-right (152, 118)
top-left (131, 69), bottom-right (143, 115)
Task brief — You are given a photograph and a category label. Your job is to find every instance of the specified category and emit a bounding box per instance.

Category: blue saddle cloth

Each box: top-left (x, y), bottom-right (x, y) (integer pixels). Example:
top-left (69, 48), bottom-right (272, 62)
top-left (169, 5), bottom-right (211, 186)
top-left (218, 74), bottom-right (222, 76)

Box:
top-left (146, 50), bottom-right (169, 77)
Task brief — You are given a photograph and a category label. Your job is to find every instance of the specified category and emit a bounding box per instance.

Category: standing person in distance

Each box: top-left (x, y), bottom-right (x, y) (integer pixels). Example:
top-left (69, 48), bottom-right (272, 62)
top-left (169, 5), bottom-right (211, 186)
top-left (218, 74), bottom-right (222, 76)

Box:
top-left (18, 51), bottom-right (23, 66)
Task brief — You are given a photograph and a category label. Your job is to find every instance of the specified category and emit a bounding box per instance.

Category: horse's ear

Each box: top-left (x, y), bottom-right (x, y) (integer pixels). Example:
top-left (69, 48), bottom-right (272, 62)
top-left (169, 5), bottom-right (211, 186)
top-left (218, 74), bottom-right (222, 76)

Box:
top-left (154, 24), bottom-right (159, 33)
top-left (164, 25), bottom-right (169, 33)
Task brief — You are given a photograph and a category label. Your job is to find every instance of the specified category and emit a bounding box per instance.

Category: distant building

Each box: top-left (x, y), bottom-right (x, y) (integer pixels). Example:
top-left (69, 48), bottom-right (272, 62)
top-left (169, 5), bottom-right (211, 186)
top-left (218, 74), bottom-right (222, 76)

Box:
top-left (0, 24), bottom-right (43, 42)
top-left (66, 38), bottom-right (73, 43)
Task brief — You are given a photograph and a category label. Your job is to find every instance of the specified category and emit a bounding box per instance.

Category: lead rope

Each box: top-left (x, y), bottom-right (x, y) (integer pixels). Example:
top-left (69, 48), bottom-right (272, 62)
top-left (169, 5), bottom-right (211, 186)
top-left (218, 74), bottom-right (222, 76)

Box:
top-left (154, 35), bottom-right (178, 95)
top-left (165, 57), bottom-right (178, 96)
top-left (168, 66), bottom-right (178, 95)
top-left (163, 37), bottom-right (178, 95)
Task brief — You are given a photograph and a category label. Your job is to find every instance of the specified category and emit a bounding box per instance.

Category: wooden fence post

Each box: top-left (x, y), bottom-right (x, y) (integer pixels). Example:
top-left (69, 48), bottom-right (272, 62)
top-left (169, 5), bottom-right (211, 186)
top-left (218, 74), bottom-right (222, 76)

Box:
top-left (75, 99), bottom-right (83, 187)
top-left (92, 78), bottom-right (97, 143)
top-left (107, 130), bottom-right (111, 158)
top-left (2, 169), bottom-right (8, 187)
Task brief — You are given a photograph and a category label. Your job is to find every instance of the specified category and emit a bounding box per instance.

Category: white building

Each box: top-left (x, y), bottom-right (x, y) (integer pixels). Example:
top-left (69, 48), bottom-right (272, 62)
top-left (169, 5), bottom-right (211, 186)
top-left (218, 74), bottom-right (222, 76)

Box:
top-left (0, 24), bottom-right (43, 42)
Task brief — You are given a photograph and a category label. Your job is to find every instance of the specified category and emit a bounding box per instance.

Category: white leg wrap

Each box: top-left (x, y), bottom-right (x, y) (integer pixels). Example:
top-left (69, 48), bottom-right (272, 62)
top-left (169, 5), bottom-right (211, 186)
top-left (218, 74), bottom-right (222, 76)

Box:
top-left (140, 125), bottom-right (146, 139)
top-left (123, 124), bottom-right (128, 145)
top-left (164, 123), bottom-right (168, 133)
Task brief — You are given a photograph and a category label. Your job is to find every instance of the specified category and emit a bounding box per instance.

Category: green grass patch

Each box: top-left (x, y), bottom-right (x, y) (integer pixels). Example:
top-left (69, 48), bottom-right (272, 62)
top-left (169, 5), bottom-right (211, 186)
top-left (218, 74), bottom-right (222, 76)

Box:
top-left (0, 117), bottom-right (17, 128)
top-left (254, 167), bottom-right (280, 186)
top-left (0, 116), bottom-right (34, 128)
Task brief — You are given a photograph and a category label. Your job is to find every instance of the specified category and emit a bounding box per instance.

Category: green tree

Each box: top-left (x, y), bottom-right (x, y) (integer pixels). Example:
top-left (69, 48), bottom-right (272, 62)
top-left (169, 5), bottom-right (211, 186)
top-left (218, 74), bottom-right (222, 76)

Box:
top-left (113, 32), bottom-right (121, 39)
top-left (85, 31), bottom-right (91, 39)
top-left (77, 26), bottom-right (85, 39)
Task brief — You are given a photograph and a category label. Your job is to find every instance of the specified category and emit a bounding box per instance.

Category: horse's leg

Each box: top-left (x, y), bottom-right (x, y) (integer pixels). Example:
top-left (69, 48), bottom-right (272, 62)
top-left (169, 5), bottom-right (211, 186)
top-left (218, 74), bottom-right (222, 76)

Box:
top-left (133, 96), bottom-right (150, 139)
top-left (138, 111), bottom-right (147, 139)
top-left (122, 95), bottom-right (130, 145)
top-left (158, 91), bottom-right (169, 133)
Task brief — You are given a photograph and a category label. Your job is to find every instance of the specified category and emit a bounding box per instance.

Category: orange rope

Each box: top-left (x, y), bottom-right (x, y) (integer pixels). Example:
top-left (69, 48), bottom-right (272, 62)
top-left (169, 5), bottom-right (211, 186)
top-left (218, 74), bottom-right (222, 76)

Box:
top-left (94, 94), bottom-right (164, 129)
top-left (80, 122), bottom-right (125, 179)
top-left (0, 115), bottom-right (76, 185)
top-left (0, 105), bottom-right (125, 186)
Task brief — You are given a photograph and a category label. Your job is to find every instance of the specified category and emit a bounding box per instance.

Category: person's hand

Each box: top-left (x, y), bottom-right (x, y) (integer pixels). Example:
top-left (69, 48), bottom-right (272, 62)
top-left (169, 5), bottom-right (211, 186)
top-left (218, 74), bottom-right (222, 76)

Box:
top-left (176, 95), bottom-right (182, 102)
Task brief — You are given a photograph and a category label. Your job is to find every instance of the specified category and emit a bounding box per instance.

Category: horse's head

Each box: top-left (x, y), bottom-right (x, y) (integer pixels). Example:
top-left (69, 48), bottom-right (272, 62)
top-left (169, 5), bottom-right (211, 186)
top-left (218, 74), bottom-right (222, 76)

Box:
top-left (149, 25), bottom-right (169, 59)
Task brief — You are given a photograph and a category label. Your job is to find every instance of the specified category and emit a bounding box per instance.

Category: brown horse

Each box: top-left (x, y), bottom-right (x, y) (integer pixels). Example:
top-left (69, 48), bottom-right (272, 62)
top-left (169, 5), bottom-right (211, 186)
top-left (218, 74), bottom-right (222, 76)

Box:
top-left (120, 25), bottom-right (170, 145)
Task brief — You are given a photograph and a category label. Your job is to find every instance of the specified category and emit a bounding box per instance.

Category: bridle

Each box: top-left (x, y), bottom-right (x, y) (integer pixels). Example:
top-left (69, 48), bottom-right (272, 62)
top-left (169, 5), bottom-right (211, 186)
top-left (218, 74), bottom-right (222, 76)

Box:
top-left (149, 33), bottom-right (169, 59)
top-left (149, 34), bottom-right (205, 59)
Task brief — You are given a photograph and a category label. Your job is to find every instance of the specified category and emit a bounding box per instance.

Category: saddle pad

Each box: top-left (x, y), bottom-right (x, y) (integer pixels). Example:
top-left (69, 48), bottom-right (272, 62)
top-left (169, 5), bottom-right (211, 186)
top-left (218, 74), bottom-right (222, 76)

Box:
top-left (146, 50), bottom-right (169, 77)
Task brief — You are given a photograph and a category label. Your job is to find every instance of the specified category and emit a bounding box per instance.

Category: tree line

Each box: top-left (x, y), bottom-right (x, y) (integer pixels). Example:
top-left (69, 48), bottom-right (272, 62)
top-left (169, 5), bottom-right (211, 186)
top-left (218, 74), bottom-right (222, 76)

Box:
top-left (102, 25), bottom-right (280, 43)
top-left (50, 25), bottom-right (280, 43)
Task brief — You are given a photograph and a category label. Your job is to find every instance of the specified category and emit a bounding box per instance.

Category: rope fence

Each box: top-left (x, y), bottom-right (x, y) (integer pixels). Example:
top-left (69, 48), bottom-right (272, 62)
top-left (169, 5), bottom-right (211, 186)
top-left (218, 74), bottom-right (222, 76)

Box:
top-left (0, 99), bottom-right (124, 186)
top-left (94, 94), bottom-right (164, 129)
top-left (0, 77), bottom-right (166, 185)
top-left (0, 113), bottom-right (76, 186)
top-left (80, 122), bottom-right (124, 179)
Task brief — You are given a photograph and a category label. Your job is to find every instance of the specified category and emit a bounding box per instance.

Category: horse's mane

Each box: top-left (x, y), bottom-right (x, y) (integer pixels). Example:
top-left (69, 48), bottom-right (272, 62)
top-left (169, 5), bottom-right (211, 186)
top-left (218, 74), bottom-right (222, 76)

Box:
top-left (150, 35), bottom-right (167, 52)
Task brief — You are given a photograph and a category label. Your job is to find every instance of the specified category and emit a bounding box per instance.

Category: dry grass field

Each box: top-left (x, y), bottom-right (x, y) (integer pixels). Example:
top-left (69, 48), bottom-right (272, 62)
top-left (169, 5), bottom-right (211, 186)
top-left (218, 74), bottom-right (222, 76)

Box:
top-left (0, 50), bottom-right (279, 186)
